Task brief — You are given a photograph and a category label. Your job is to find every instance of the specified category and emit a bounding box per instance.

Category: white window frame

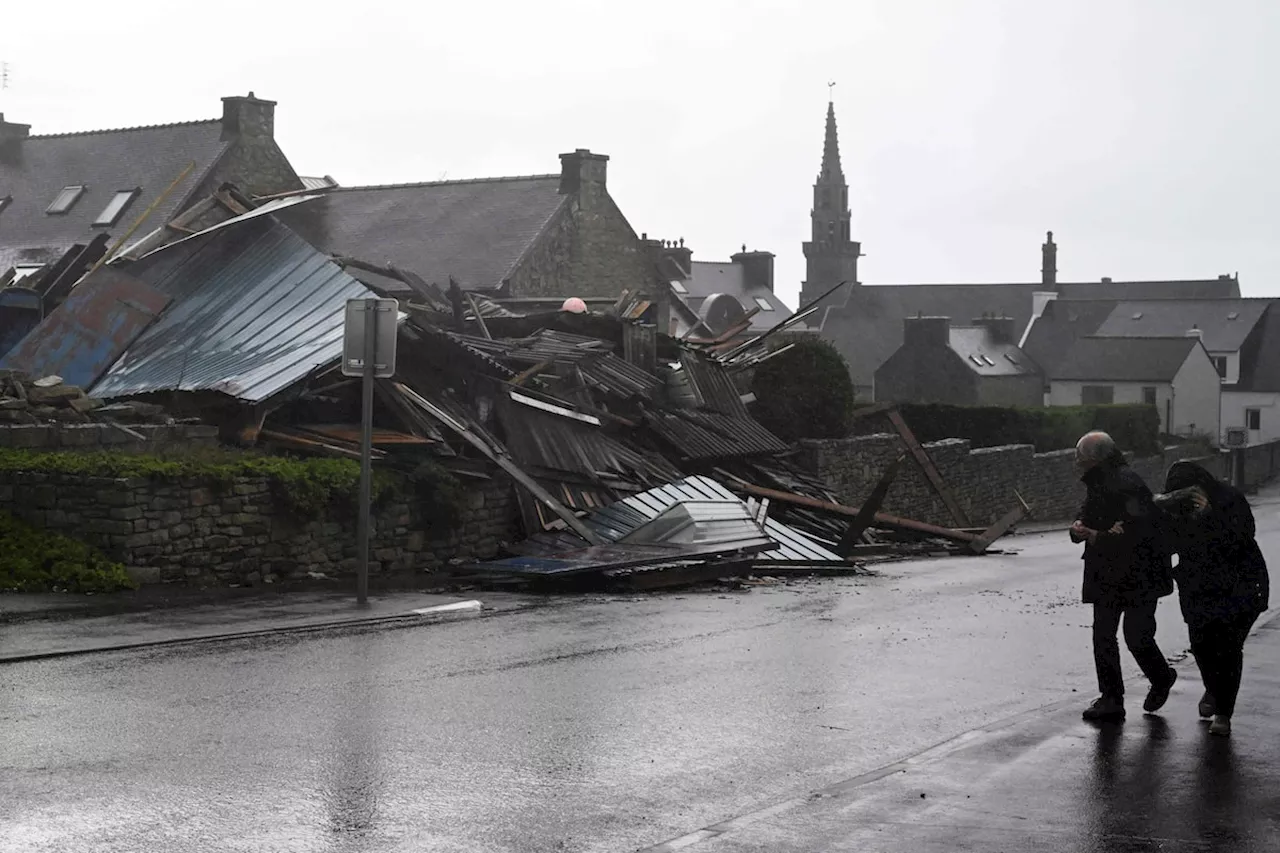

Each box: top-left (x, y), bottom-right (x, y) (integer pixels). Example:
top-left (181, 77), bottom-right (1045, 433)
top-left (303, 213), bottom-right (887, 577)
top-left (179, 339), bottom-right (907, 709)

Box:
top-left (47, 185), bottom-right (86, 214)
top-left (753, 296), bottom-right (774, 311)
top-left (93, 188), bottom-right (140, 227)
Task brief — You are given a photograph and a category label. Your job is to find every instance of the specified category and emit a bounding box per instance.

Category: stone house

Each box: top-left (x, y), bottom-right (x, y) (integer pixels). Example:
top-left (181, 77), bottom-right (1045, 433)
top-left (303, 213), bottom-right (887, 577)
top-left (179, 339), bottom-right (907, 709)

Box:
top-left (1047, 336), bottom-right (1221, 440)
top-left (275, 149), bottom-right (671, 329)
top-left (652, 239), bottom-right (792, 341)
top-left (874, 315), bottom-right (1042, 407)
top-left (0, 93), bottom-right (302, 280)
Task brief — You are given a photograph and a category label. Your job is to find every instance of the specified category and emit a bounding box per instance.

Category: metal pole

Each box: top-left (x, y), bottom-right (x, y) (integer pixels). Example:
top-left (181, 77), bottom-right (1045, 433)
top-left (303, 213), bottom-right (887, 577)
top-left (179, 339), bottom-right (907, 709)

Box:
top-left (356, 299), bottom-right (376, 608)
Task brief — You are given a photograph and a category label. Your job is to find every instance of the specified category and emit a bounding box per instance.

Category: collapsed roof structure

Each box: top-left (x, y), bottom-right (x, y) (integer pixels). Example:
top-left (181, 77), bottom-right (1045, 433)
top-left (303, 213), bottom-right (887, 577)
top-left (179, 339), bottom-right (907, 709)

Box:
top-left (0, 187), bottom-right (1026, 588)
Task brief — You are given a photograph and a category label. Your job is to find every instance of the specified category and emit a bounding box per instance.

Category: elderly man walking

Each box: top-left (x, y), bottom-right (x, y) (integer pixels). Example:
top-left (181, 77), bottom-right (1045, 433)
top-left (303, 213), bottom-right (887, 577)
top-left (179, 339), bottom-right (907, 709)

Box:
top-left (1069, 431), bottom-right (1177, 721)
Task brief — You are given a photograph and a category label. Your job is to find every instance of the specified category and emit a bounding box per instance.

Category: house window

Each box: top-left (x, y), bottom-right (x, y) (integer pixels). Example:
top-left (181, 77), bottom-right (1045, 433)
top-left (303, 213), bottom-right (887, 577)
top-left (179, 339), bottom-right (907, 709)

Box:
top-left (1212, 356), bottom-right (1228, 378)
top-left (1247, 408), bottom-right (1261, 431)
top-left (1142, 386), bottom-right (1157, 406)
top-left (670, 279), bottom-right (688, 295)
top-left (1081, 385), bottom-right (1114, 405)
top-left (93, 189), bottom-right (140, 227)
top-left (47, 185), bottom-right (85, 214)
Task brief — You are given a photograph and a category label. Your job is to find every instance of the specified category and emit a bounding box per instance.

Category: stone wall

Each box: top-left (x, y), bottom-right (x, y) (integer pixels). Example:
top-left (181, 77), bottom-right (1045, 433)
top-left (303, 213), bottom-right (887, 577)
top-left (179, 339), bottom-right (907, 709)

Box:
top-left (799, 434), bottom-right (1221, 527)
top-left (0, 423), bottom-right (218, 452)
top-left (0, 471), bottom-right (518, 586)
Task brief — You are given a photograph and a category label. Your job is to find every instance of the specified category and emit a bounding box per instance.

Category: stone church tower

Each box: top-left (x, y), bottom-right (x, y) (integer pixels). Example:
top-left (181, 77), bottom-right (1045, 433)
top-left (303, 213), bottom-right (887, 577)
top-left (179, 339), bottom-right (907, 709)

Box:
top-left (800, 100), bottom-right (861, 308)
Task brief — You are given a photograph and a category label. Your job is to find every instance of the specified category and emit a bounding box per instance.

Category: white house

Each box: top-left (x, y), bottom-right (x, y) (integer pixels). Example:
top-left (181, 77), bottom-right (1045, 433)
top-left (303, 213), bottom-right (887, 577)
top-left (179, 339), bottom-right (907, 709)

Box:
top-left (1048, 336), bottom-right (1221, 442)
top-left (1089, 299), bottom-right (1280, 445)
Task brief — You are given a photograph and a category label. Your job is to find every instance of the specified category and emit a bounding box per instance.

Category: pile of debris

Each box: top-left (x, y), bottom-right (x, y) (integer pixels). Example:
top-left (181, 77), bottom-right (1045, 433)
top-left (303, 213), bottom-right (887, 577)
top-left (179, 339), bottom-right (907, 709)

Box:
top-left (0, 372), bottom-right (172, 426)
top-left (0, 186), bottom-right (1029, 590)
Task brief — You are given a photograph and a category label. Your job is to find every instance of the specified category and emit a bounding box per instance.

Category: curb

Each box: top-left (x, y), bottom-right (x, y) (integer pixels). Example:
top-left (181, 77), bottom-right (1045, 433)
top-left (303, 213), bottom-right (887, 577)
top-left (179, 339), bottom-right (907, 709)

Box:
top-left (0, 599), bottom-right (484, 665)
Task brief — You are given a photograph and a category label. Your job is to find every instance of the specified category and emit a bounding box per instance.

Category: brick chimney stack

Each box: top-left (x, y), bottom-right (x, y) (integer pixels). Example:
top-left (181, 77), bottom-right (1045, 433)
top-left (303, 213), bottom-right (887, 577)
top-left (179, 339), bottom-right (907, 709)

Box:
top-left (731, 248), bottom-right (775, 293)
top-left (221, 92), bottom-right (277, 140)
top-left (559, 149), bottom-right (609, 196)
top-left (1042, 230), bottom-right (1058, 287)
top-left (0, 113), bottom-right (31, 165)
top-left (903, 316), bottom-right (951, 348)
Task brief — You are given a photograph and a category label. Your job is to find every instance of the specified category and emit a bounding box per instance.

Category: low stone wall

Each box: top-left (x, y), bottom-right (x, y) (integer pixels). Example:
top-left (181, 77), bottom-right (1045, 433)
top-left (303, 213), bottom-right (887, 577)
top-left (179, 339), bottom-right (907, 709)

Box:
top-left (799, 434), bottom-right (1220, 527)
top-left (0, 423), bottom-right (219, 452)
top-left (0, 471), bottom-right (518, 585)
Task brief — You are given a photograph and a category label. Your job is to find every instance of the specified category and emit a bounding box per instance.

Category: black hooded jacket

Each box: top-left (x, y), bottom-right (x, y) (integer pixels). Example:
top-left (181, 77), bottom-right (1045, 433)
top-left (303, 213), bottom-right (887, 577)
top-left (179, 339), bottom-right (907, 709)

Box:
top-left (1075, 450), bottom-right (1173, 605)
top-left (1162, 461), bottom-right (1270, 627)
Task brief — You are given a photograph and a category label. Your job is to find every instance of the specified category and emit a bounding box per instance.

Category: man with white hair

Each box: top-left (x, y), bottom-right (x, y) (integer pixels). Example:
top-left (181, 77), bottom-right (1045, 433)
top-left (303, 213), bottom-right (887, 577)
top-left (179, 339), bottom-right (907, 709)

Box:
top-left (1070, 431), bottom-right (1176, 721)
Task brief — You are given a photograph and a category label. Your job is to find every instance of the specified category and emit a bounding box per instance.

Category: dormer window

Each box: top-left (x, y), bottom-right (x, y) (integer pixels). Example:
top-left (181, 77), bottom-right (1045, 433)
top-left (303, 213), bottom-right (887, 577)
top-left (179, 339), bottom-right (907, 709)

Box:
top-left (93, 189), bottom-right (141, 227)
top-left (47, 185), bottom-right (85, 214)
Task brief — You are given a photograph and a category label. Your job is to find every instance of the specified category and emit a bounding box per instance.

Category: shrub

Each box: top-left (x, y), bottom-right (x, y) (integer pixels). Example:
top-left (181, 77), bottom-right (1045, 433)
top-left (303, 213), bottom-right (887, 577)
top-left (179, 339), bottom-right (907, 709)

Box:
top-left (0, 512), bottom-right (137, 593)
top-left (852, 403), bottom-right (1161, 455)
top-left (750, 339), bottom-right (857, 442)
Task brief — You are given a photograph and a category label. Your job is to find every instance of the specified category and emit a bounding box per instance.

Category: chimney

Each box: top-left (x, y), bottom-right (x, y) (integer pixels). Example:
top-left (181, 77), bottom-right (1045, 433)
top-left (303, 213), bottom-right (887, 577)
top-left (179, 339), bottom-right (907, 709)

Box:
top-left (642, 235), bottom-right (692, 279)
top-left (1041, 230), bottom-right (1057, 287)
top-left (903, 316), bottom-right (951, 349)
top-left (1186, 324), bottom-right (1203, 340)
top-left (972, 315), bottom-right (1016, 344)
top-left (731, 249), bottom-right (775, 293)
top-left (221, 92), bottom-right (277, 140)
top-left (559, 148), bottom-right (609, 195)
top-left (0, 113), bottom-right (31, 165)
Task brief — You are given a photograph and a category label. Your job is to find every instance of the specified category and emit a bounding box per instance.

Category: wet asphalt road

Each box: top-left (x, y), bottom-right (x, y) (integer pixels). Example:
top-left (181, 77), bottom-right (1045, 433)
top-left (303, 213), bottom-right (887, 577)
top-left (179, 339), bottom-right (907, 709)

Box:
top-left (3, 506), bottom-right (1279, 852)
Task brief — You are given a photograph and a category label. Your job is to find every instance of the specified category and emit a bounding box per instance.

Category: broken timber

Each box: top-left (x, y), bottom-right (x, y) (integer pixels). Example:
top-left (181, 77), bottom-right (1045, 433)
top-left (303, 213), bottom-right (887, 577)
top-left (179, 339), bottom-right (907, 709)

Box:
top-left (885, 407), bottom-right (972, 528)
top-left (836, 453), bottom-right (905, 556)
top-left (715, 473), bottom-right (980, 545)
top-left (394, 382), bottom-right (606, 545)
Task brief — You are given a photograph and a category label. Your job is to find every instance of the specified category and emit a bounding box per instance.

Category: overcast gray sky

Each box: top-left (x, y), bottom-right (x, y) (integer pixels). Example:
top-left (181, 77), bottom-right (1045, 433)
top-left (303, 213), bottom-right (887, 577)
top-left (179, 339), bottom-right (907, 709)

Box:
top-left (3, 0), bottom-right (1275, 307)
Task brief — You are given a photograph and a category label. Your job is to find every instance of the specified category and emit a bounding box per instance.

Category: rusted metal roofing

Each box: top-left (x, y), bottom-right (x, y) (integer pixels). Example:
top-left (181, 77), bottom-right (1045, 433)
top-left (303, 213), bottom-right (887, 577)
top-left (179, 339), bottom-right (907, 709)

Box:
top-left (0, 268), bottom-right (170, 389)
top-left (90, 215), bottom-right (373, 403)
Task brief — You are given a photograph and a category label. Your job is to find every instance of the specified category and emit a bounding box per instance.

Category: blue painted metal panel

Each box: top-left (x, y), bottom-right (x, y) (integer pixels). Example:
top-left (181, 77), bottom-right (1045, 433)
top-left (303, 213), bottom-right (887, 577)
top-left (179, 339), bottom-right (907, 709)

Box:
top-left (91, 215), bottom-right (373, 403)
top-left (0, 270), bottom-right (169, 388)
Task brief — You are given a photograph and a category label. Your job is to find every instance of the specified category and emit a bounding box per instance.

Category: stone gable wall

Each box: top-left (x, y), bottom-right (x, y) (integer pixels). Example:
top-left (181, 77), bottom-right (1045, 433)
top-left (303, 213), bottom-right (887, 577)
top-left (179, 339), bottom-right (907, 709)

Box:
top-left (799, 435), bottom-right (1224, 527)
top-left (0, 471), bottom-right (518, 586)
top-left (0, 423), bottom-right (218, 452)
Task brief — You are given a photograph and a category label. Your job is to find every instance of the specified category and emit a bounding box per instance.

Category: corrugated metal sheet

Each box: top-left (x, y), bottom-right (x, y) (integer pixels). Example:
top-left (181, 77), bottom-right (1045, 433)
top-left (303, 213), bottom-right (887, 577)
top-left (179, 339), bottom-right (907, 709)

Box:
top-left (582, 476), bottom-right (841, 563)
top-left (0, 269), bottom-right (170, 388)
top-left (680, 352), bottom-right (750, 417)
top-left (644, 409), bottom-right (790, 461)
top-left (91, 216), bottom-right (373, 402)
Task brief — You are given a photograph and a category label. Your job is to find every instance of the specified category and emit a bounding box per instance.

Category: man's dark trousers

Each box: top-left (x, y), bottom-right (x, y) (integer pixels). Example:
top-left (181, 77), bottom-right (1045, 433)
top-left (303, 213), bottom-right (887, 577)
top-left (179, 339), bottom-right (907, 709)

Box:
top-left (1093, 601), bottom-right (1170, 699)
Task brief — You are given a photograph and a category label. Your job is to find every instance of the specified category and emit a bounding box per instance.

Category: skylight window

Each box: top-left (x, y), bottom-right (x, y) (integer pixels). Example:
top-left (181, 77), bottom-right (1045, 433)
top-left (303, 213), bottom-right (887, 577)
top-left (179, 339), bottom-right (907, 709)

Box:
top-left (753, 296), bottom-right (775, 311)
top-left (1131, 312), bottom-right (1143, 320)
top-left (93, 189), bottom-right (140, 227)
top-left (969, 355), bottom-right (985, 366)
top-left (10, 264), bottom-right (44, 284)
top-left (981, 355), bottom-right (997, 366)
top-left (47, 185), bottom-right (85, 215)
top-left (670, 280), bottom-right (688, 295)
top-left (0, 195), bottom-right (11, 216)
top-left (1004, 352), bottom-right (1019, 364)
top-left (1227, 312), bottom-right (1239, 321)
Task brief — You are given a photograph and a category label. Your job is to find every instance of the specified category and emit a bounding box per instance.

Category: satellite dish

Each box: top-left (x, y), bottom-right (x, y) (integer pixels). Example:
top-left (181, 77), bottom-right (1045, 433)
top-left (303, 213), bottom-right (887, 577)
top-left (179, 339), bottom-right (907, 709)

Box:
top-left (701, 293), bottom-right (747, 336)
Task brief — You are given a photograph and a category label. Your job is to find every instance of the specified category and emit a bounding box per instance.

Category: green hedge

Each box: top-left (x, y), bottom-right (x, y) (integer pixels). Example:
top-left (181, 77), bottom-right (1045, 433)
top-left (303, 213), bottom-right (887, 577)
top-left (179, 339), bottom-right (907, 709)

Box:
top-left (0, 512), bottom-right (137, 593)
top-left (750, 339), bottom-right (857, 442)
top-left (852, 403), bottom-right (1161, 455)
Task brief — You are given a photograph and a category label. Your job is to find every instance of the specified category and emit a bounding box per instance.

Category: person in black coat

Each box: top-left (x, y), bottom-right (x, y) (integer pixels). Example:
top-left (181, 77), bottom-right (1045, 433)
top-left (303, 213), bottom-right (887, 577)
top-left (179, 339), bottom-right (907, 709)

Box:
top-left (1159, 461), bottom-right (1270, 737)
top-left (1070, 431), bottom-right (1176, 721)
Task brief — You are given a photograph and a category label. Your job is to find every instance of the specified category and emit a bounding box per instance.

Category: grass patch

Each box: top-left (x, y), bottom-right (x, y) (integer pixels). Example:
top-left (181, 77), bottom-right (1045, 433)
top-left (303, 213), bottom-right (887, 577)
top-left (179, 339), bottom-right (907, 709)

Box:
top-left (0, 512), bottom-right (137, 593)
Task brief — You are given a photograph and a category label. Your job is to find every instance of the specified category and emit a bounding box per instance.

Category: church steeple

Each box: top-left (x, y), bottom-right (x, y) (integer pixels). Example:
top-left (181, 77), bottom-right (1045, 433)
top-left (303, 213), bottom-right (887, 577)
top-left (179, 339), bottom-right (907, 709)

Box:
top-left (801, 97), bottom-right (860, 310)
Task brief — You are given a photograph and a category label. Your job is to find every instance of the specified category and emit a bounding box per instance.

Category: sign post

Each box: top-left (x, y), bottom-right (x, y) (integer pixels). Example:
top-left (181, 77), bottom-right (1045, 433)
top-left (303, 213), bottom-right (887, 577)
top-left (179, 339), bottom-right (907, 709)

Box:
top-left (342, 298), bottom-right (398, 608)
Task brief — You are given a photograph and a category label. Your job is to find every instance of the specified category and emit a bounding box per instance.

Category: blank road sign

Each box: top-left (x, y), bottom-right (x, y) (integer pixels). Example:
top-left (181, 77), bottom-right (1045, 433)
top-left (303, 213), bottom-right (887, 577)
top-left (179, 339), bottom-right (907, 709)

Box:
top-left (342, 298), bottom-right (399, 378)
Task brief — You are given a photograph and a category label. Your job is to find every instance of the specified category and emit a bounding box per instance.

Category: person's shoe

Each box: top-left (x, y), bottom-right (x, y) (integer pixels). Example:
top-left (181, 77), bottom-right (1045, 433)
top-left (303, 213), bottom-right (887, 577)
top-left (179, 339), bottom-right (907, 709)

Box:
top-left (1143, 668), bottom-right (1177, 713)
top-left (1083, 696), bottom-right (1126, 721)
top-left (1198, 692), bottom-right (1217, 719)
top-left (1209, 715), bottom-right (1232, 737)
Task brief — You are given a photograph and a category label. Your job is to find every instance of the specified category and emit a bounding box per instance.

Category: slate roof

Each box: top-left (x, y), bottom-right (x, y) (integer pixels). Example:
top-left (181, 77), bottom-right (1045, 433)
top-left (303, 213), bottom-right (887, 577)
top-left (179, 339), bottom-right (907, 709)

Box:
top-left (0, 120), bottom-right (231, 271)
top-left (819, 277), bottom-right (1241, 388)
top-left (1050, 336), bottom-right (1200, 383)
top-left (1020, 299), bottom-right (1119, 375)
top-left (1092, 299), bottom-right (1271, 353)
top-left (681, 261), bottom-right (792, 332)
top-left (1238, 303), bottom-right (1280, 393)
top-left (274, 176), bottom-right (568, 291)
top-left (947, 326), bottom-right (1038, 376)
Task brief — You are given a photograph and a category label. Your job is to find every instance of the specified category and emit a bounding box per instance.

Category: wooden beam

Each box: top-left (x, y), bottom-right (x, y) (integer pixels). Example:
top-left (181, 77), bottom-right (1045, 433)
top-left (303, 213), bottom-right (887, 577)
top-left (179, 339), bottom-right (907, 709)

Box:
top-left (836, 453), bottom-right (905, 555)
top-left (967, 504), bottom-right (1027, 554)
top-left (849, 401), bottom-right (895, 421)
top-left (507, 358), bottom-right (555, 388)
top-left (885, 407), bottom-right (972, 528)
top-left (393, 382), bottom-right (606, 545)
top-left (716, 474), bottom-right (978, 544)
top-left (464, 291), bottom-right (492, 339)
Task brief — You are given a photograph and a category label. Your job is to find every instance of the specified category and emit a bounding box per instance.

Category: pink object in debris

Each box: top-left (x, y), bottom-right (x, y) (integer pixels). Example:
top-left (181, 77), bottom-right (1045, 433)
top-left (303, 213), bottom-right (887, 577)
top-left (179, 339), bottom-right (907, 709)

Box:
top-left (561, 297), bottom-right (588, 314)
